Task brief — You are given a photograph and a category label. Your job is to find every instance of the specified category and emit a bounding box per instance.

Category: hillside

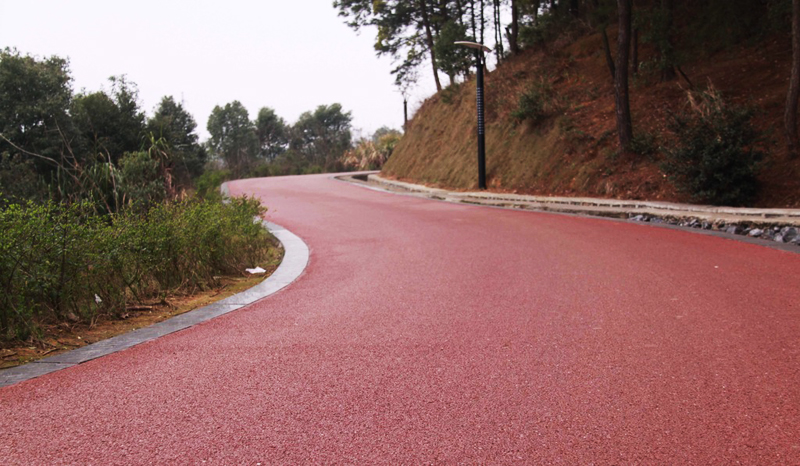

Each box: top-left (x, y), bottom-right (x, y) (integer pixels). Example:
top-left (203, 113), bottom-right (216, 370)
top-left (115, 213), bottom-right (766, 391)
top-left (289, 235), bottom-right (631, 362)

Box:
top-left (383, 29), bottom-right (800, 208)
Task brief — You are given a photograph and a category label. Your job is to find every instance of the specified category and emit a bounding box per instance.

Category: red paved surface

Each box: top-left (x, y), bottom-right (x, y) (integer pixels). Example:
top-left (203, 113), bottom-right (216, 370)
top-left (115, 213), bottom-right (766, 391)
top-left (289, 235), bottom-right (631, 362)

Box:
top-left (2, 174), bottom-right (800, 464)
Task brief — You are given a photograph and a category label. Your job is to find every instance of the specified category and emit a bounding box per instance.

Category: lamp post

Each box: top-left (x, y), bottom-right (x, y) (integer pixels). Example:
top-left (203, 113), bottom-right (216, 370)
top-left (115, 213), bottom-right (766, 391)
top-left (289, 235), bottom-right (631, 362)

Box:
top-left (455, 41), bottom-right (492, 190)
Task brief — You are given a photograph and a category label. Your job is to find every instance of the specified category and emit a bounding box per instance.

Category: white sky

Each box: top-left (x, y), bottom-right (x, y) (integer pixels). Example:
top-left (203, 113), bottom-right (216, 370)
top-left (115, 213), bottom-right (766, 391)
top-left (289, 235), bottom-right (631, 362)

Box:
top-left (0, 0), bottom-right (443, 141)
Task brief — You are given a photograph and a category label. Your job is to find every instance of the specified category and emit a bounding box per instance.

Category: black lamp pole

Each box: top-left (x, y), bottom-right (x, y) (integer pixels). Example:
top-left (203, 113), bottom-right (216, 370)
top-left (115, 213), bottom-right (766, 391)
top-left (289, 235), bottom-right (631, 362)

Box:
top-left (475, 48), bottom-right (486, 189)
top-left (455, 41), bottom-right (491, 190)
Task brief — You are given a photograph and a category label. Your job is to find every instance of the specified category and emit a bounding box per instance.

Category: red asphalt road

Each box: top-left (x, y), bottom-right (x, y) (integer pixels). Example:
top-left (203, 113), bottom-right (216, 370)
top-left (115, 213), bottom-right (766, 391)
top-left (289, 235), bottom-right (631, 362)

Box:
top-left (2, 174), bottom-right (800, 464)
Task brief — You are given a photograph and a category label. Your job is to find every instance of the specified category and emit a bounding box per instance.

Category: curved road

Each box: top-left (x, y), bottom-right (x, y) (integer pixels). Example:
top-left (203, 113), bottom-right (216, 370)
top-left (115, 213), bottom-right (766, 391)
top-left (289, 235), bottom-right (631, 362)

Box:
top-left (2, 174), bottom-right (800, 464)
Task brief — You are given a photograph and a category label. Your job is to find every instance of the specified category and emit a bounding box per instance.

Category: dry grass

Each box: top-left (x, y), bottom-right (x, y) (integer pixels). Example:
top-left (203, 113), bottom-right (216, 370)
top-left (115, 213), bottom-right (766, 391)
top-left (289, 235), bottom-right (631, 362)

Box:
top-left (384, 29), bottom-right (800, 207)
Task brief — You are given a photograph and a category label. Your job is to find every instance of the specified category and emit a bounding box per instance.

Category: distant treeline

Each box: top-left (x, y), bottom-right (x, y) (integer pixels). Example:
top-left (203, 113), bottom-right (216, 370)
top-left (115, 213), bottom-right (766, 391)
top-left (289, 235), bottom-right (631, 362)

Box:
top-left (0, 47), bottom-right (401, 209)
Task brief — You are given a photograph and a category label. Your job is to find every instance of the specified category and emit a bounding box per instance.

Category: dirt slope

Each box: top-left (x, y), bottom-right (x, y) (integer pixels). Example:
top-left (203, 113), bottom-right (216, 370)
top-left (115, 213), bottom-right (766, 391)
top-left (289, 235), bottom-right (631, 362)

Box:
top-left (383, 31), bottom-right (800, 208)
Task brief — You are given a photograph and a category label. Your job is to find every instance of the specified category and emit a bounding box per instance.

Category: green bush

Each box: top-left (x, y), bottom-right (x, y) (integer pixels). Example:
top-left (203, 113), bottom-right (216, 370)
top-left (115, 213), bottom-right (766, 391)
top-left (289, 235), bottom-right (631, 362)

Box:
top-left (512, 80), bottom-right (557, 124)
top-left (119, 151), bottom-right (167, 210)
top-left (661, 87), bottom-right (763, 206)
top-left (0, 196), bottom-right (272, 342)
top-left (519, 10), bottom-right (574, 49)
top-left (195, 168), bottom-right (232, 200)
top-left (629, 131), bottom-right (659, 160)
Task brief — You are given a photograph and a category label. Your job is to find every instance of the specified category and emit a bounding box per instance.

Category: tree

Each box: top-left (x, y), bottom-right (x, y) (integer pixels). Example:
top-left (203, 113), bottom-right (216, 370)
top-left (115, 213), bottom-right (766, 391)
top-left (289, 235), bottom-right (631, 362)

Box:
top-left (207, 101), bottom-right (258, 176)
top-left (290, 104), bottom-right (353, 170)
top-left (372, 126), bottom-right (403, 144)
top-left (71, 76), bottom-right (146, 165)
top-left (335, 0), bottom-right (443, 91)
top-left (787, 0), bottom-right (800, 159)
top-left (642, 0), bottom-right (677, 82)
top-left (108, 76), bottom-right (146, 153)
top-left (255, 107), bottom-right (289, 160)
top-left (0, 48), bottom-right (74, 179)
top-left (507, 0), bottom-right (521, 55)
top-left (614, 0), bottom-right (633, 152)
top-left (434, 20), bottom-right (475, 83)
top-left (147, 96), bottom-right (207, 182)
top-left (492, 0), bottom-right (505, 62)
top-left (418, 0), bottom-right (444, 91)
top-left (590, 0), bottom-right (616, 82)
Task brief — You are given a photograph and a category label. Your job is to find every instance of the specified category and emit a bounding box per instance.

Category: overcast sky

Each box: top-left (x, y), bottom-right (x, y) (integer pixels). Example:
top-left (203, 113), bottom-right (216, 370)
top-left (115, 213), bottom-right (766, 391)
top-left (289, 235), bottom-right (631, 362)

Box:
top-left (0, 0), bottom-right (442, 140)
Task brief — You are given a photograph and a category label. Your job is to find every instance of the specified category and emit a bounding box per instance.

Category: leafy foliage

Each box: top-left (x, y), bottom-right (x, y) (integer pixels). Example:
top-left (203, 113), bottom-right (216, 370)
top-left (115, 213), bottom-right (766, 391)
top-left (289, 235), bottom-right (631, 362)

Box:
top-left (518, 7), bottom-right (578, 49)
top-left (0, 48), bottom-right (74, 177)
top-left (119, 150), bottom-right (167, 209)
top-left (290, 104), bottom-right (353, 171)
top-left (146, 96), bottom-right (207, 184)
top-left (434, 20), bottom-right (474, 82)
top-left (629, 131), bottom-right (658, 159)
top-left (255, 107), bottom-right (289, 160)
top-left (511, 79), bottom-right (558, 124)
top-left (207, 101), bottom-right (259, 177)
top-left (661, 87), bottom-right (764, 206)
top-left (341, 127), bottom-right (403, 170)
top-left (195, 168), bottom-right (232, 200)
top-left (71, 76), bottom-right (146, 166)
top-left (0, 196), bottom-right (272, 342)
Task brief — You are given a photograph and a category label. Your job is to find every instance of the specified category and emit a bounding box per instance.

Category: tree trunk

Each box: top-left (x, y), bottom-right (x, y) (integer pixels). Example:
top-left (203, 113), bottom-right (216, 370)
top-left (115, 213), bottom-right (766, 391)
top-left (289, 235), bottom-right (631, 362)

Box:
top-left (439, 0), bottom-right (450, 22)
top-left (508, 0), bottom-right (520, 54)
top-left (455, 0), bottom-right (465, 26)
top-left (659, 0), bottom-right (677, 82)
top-left (471, 0), bottom-right (477, 39)
top-left (601, 26), bottom-right (616, 82)
top-left (419, 0), bottom-right (443, 92)
top-left (494, 0), bottom-right (504, 62)
top-left (480, 0), bottom-right (485, 45)
top-left (404, 98), bottom-right (409, 131)
top-left (615, 0), bottom-right (634, 152)
top-left (787, 0), bottom-right (800, 159)
top-left (632, 28), bottom-right (639, 75)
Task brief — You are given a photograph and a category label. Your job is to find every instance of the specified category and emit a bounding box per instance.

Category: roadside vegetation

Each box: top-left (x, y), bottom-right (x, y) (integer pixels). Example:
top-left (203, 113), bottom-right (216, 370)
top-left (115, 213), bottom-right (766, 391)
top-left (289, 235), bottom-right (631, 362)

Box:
top-left (0, 197), bottom-right (272, 342)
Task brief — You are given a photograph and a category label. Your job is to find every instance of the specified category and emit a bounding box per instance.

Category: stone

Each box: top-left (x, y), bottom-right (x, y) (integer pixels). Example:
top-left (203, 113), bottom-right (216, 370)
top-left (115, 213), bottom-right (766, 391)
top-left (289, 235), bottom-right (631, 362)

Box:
top-left (780, 227), bottom-right (798, 243)
top-left (726, 225), bottom-right (740, 235)
top-left (748, 228), bottom-right (764, 237)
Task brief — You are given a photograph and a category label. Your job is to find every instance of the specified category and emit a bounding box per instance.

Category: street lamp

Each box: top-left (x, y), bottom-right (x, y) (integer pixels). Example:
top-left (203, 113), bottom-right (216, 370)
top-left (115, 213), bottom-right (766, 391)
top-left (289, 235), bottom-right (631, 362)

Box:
top-left (455, 41), bottom-right (492, 190)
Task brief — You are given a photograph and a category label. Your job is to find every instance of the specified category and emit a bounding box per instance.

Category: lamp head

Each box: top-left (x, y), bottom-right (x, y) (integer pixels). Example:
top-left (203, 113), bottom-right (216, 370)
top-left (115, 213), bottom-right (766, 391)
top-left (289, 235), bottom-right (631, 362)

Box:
top-left (454, 41), bottom-right (492, 53)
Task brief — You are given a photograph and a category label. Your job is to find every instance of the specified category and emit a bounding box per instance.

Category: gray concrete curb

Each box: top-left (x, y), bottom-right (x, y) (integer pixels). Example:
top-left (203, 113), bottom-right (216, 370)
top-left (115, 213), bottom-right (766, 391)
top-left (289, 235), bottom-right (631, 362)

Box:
top-left (366, 174), bottom-right (800, 226)
top-left (338, 173), bottom-right (800, 253)
top-left (0, 191), bottom-right (309, 388)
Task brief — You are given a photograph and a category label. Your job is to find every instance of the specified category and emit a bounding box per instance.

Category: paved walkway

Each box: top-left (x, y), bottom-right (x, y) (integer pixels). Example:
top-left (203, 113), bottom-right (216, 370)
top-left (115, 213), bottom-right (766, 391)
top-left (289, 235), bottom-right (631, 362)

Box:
top-left (2, 173), bottom-right (799, 463)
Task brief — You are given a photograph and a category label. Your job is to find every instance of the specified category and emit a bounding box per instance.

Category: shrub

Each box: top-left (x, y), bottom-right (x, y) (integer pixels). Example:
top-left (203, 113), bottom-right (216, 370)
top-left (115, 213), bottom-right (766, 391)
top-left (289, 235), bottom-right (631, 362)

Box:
top-left (661, 86), bottom-right (763, 206)
top-left (119, 150), bottom-right (167, 210)
top-left (629, 131), bottom-right (659, 160)
top-left (195, 168), bottom-right (232, 200)
top-left (519, 9), bottom-right (575, 49)
top-left (0, 196), bottom-right (272, 342)
top-left (440, 83), bottom-right (462, 105)
top-left (512, 80), bottom-right (558, 124)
